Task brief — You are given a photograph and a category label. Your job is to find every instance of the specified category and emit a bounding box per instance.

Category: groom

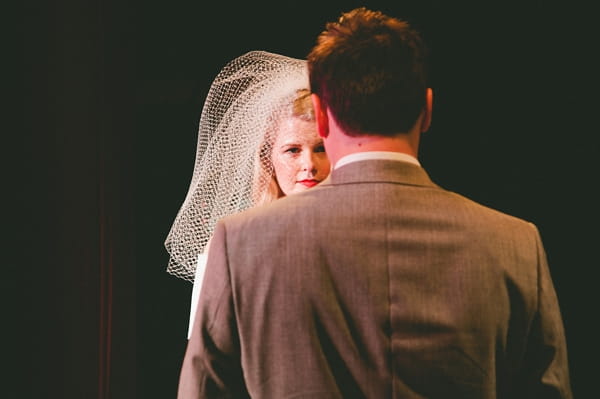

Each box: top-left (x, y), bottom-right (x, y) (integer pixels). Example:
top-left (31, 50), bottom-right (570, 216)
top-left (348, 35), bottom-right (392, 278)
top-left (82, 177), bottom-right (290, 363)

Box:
top-left (177, 7), bottom-right (572, 398)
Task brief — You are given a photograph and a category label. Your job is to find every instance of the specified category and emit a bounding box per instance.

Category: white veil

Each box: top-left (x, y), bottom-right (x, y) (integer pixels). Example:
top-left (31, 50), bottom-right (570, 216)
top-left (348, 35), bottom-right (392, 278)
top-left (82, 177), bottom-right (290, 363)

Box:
top-left (164, 51), bottom-right (310, 282)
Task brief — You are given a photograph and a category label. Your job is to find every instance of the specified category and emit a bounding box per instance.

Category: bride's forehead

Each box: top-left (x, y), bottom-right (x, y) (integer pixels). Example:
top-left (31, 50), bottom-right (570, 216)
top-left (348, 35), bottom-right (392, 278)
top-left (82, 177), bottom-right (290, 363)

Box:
top-left (274, 118), bottom-right (320, 143)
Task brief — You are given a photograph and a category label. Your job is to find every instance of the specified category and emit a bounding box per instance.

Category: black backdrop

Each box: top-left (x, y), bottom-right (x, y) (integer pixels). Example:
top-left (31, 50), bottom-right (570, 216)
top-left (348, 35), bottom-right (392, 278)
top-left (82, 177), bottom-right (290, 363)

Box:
top-left (15, 0), bottom-right (596, 397)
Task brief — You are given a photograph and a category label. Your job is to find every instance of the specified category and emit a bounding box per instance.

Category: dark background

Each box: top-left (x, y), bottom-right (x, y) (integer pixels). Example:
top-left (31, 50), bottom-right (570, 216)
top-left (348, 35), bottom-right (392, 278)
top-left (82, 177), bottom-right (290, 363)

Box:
top-left (15, 0), bottom-right (596, 397)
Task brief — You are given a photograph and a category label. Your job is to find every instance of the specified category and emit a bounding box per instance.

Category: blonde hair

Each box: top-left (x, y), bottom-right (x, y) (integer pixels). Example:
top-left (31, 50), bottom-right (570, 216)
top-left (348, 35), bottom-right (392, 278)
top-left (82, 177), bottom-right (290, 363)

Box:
top-left (252, 89), bottom-right (314, 206)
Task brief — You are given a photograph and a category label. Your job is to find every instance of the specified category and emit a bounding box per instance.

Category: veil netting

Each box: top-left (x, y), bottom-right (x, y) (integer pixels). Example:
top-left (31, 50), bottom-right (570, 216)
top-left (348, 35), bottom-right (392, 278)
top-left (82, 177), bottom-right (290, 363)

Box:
top-left (164, 50), bottom-right (310, 282)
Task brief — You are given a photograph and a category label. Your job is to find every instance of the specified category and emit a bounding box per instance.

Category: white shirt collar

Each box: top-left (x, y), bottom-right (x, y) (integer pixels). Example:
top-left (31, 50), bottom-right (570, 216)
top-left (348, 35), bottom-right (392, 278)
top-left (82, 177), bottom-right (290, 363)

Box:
top-left (334, 151), bottom-right (420, 170)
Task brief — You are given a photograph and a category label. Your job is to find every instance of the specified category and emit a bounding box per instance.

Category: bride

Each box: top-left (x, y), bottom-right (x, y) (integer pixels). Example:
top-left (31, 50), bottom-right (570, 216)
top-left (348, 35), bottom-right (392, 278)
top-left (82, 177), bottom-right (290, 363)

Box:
top-left (163, 51), bottom-right (331, 338)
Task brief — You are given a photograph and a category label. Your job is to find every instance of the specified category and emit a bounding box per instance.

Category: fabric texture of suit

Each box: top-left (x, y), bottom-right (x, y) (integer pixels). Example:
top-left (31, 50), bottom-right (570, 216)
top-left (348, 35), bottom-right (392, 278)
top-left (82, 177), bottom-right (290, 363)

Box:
top-left (177, 159), bottom-right (572, 398)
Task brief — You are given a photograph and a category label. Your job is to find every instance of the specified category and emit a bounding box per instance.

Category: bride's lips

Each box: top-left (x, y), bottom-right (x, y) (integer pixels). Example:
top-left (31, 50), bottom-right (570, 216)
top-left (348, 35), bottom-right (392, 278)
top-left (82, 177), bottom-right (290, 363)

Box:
top-left (298, 179), bottom-right (319, 188)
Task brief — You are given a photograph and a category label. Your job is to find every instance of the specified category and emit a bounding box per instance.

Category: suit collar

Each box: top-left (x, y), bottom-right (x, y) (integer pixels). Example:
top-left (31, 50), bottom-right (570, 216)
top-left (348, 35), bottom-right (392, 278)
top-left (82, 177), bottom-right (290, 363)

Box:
top-left (321, 159), bottom-right (438, 188)
top-left (334, 151), bottom-right (420, 169)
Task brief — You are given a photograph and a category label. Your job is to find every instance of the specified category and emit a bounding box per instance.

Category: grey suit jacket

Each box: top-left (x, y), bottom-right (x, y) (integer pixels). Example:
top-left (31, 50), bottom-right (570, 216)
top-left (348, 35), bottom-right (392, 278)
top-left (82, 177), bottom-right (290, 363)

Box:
top-left (177, 160), bottom-right (572, 398)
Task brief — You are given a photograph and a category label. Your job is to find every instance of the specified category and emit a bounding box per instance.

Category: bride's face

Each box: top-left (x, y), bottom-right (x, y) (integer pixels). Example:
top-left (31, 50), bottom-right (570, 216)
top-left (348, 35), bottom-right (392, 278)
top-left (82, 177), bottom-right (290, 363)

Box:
top-left (271, 117), bottom-right (330, 196)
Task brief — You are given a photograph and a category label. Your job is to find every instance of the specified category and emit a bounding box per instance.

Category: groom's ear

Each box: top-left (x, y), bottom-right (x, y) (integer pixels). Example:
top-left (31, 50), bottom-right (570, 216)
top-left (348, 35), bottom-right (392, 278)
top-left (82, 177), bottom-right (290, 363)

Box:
top-left (421, 87), bottom-right (433, 133)
top-left (311, 93), bottom-right (329, 138)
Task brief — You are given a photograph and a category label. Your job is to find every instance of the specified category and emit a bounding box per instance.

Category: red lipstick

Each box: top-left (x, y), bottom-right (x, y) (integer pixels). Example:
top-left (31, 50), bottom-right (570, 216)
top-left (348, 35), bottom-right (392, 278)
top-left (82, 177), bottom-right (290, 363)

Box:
top-left (298, 179), bottom-right (319, 188)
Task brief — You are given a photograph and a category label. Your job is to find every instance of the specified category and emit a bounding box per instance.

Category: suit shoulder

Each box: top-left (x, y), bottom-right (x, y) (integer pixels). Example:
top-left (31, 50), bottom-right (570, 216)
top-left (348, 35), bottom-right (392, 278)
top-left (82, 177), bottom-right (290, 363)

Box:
top-left (445, 189), bottom-right (538, 231)
top-left (220, 190), bottom-right (310, 227)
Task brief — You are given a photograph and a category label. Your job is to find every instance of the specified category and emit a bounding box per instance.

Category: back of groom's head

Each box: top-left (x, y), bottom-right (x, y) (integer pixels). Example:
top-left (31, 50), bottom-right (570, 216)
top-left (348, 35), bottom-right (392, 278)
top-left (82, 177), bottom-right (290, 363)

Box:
top-left (307, 7), bottom-right (429, 137)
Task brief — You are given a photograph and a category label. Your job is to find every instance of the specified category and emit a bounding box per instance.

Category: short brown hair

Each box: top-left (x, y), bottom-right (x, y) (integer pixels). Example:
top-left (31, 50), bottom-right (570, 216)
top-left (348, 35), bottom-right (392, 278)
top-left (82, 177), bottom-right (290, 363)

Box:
top-left (308, 7), bottom-right (429, 136)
